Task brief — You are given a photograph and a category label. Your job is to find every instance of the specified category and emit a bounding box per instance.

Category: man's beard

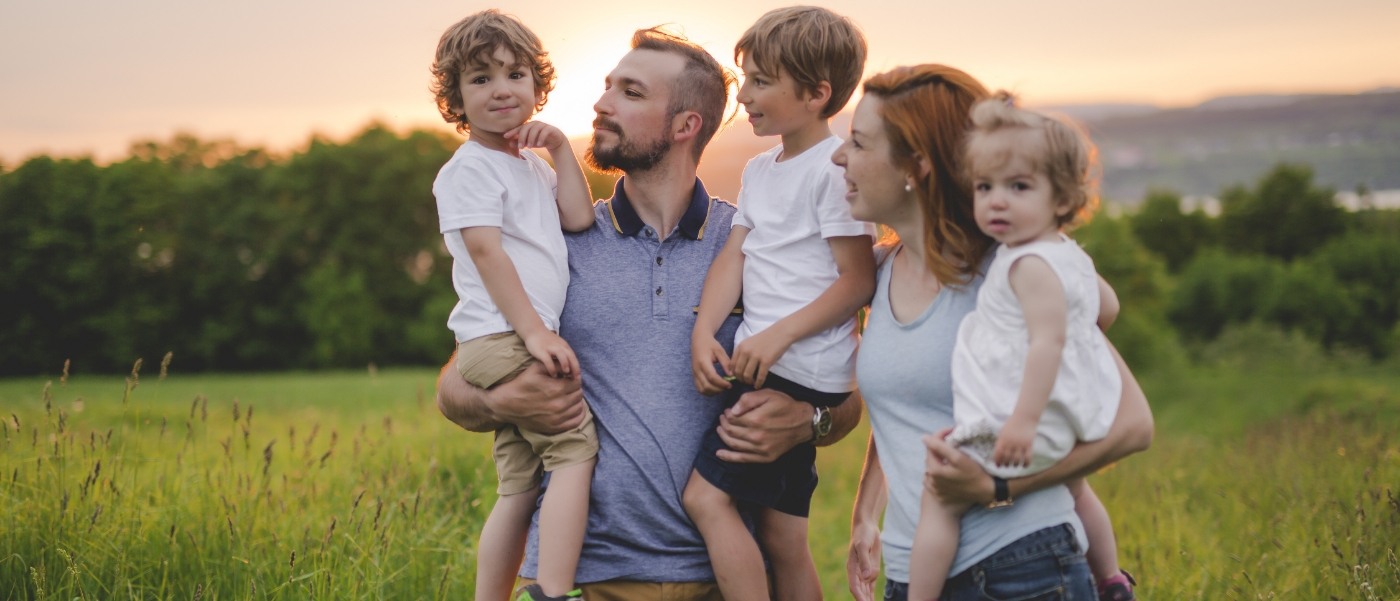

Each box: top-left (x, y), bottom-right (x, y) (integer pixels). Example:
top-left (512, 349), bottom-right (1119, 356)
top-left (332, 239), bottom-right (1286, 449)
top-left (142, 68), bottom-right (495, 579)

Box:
top-left (586, 117), bottom-right (672, 175)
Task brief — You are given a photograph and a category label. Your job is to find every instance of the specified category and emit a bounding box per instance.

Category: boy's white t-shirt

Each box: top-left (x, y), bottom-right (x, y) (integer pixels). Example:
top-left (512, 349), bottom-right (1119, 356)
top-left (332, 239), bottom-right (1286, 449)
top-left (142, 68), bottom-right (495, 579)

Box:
top-left (732, 135), bottom-right (876, 393)
top-left (434, 140), bottom-right (567, 344)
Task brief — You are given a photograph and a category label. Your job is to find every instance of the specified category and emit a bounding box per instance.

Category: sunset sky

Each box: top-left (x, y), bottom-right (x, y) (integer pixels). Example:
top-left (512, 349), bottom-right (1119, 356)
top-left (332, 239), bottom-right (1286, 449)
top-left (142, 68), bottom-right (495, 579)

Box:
top-left (2, 0), bottom-right (1398, 164)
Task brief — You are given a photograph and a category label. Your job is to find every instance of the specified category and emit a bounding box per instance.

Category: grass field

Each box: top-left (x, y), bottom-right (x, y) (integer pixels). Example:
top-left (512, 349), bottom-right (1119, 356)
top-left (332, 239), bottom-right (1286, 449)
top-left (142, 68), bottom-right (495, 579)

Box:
top-left (3, 360), bottom-right (1398, 599)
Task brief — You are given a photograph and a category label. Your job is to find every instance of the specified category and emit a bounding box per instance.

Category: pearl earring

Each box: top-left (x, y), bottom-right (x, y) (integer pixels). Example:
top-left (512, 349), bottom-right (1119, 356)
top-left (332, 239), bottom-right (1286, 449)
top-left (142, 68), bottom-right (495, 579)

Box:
top-left (904, 183), bottom-right (913, 192)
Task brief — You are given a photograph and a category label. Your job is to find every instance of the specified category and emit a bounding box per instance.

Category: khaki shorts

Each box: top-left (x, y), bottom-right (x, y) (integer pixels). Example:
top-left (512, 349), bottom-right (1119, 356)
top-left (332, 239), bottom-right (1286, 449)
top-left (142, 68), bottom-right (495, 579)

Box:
top-left (456, 331), bottom-right (536, 389)
top-left (457, 332), bottom-right (599, 495)
top-left (513, 578), bottom-right (722, 601)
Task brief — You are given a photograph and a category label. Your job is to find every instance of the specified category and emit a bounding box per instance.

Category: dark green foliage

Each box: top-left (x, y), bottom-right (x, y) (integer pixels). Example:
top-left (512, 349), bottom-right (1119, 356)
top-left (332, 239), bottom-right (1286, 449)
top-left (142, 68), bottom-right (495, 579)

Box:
top-left (1075, 215), bottom-right (1185, 371)
top-left (1217, 163), bottom-right (1347, 260)
top-left (1129, 188), bottom-right (1215, 272)
top-left (1168, 250), bottom-right (1285, 342)
top-left (0, 127), bottom-right (457, 375)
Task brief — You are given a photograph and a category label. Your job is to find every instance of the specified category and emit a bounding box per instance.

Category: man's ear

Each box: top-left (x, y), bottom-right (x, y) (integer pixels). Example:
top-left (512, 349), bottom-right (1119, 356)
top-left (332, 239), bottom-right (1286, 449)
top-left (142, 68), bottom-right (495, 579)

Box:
top-left (672, 110), bottom-right (703, 144)
top-left (805, 81), bottom-right (833, 114)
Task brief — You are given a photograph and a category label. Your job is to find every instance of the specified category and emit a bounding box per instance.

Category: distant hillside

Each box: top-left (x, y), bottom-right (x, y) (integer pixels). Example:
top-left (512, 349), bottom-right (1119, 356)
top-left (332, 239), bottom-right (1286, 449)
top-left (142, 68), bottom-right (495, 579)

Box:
top-left (1082, 90), bottom-right (1400, 203)
top-left (576, 90), bottom-right (1400, 206)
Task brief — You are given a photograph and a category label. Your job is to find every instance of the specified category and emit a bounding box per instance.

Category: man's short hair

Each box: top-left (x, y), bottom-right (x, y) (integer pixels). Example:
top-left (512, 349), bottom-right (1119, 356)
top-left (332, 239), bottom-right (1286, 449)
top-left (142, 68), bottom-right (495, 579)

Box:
top-left (631, 27), bottom-right (736, 160)
top-left (735, 6), bottom-right (866, 118)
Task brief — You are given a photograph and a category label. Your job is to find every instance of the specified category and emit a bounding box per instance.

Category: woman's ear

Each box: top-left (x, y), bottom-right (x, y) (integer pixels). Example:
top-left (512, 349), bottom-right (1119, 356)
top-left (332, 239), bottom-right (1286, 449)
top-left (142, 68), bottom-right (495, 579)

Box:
top-left (914, 153), bottom-right (933, 179)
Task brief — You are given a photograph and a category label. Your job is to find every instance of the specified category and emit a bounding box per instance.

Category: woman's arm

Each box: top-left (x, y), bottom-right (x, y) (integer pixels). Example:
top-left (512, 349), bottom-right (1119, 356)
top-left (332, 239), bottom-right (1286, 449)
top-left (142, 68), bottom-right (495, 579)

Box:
top-left (923, 342), bottom-right (1153, 506)
top-left (848, 434), bottom-right (887, 601)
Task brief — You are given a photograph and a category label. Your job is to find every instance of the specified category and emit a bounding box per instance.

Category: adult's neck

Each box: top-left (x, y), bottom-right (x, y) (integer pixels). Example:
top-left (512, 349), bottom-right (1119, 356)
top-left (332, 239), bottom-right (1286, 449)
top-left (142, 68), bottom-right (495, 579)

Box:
top-left (621, 157), bottom-right (700, 240)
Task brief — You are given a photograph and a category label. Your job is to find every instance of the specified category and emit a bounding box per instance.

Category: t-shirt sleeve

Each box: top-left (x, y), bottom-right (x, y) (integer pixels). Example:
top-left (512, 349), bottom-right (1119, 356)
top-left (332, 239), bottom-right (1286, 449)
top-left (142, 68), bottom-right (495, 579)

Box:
top-left (814, 162), bottom-right (876, 239)
top-left (732, 160), bottom-right (757, 231)
top-left (436, 156), bottom-right (506, 234)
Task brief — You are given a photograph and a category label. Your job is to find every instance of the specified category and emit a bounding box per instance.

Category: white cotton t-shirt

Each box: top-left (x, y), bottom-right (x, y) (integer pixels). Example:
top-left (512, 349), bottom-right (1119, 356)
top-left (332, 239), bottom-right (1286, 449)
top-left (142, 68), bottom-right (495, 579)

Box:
top-left (732, 135), bottom-right (876, 393)
top-left (434, 140), bottom-right (568, 343)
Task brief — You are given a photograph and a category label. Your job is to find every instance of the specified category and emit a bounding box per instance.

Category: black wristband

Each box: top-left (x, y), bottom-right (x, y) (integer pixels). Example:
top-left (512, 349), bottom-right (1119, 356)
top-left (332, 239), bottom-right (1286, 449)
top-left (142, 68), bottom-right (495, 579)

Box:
top-left (988, 476), bottom-right (1013, 509)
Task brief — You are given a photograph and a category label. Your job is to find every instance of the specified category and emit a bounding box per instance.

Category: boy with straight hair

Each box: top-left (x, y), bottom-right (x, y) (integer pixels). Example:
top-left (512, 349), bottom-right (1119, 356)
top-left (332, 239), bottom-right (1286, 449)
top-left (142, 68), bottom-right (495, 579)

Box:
top-left (686, 6), bottom-right (874, 601)
top-left (429, 9), bottom-right (595, 601)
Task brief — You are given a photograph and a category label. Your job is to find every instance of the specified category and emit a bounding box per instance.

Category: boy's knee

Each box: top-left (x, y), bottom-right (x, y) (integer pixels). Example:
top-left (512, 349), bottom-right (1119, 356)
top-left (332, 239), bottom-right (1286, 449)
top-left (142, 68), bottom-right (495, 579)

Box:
top-left (682, 475), bottom-right (729, 521)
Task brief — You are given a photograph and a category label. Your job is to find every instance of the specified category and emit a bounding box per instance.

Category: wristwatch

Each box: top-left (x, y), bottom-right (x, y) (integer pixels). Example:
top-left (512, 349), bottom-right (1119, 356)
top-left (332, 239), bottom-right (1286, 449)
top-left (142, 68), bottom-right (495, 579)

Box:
top-left (987, 476), bottom-right (1014, 509)
top-left (810, 406), bottom-right (833, 443)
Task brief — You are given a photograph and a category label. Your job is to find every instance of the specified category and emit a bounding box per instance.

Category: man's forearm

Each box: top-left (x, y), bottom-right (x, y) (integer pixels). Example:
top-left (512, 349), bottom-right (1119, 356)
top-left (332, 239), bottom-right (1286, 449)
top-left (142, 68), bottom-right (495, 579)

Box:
top-left (435, 358), bottom-right (503, 433)
top-left (818, 389), bottom-right (865, 447)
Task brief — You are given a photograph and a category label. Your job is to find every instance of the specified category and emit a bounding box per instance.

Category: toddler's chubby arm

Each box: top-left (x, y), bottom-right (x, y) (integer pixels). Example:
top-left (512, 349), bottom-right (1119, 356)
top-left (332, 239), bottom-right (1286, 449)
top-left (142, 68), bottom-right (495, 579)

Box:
top-left (461, 227), bottom-right (580, 378)
top-left (730, 235), bottom-right (875, 388)
top-left (691, 227), bottom-right (749, 395)
top-left (506, 120), bottom-right (594, 232)
top-left (1097, 274), bottom-right (1119, 331)
top-left (994, 254), bottom-right (1067, 468)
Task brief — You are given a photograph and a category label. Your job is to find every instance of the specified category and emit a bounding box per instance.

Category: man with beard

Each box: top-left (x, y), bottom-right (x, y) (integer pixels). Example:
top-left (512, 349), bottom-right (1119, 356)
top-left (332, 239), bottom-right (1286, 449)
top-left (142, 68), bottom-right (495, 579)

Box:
top-left (435, 27), bottom-right (862, 600)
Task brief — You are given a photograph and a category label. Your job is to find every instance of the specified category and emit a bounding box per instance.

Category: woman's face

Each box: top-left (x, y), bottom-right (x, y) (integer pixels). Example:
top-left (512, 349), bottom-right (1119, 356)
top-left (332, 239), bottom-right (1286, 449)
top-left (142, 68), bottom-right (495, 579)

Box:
top-left (832, 95), bottom-right (915, 227)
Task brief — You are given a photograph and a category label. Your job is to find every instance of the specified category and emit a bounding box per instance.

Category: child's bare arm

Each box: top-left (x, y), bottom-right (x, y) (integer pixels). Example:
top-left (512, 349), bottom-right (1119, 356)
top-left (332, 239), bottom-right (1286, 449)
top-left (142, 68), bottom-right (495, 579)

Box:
top-left (995, 255), bottom-right (1066, 468)
top-left (1096, 274), bottom-right (1119, 331)
top-left (507, 121), bottom-right (594, 232)
top-left (731, 235), bottom-right (876, 388)
top-left (461, 227), bottom-right (579, 377)
top-left (691, 227), bottom-right (748, 395)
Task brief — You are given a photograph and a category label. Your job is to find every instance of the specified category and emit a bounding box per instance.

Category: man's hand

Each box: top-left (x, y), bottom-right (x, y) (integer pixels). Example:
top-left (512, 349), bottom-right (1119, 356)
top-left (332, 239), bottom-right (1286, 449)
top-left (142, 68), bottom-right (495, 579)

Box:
top-left (690, 334), bottom-right (734, 396)
top-left (993, 416), bottom-right (1036, 468)
top-left (729, 326), bottom-right (793, 388)
top-left (714, 388), bottom-right (812, 463)
top-left (437, 360), bottom-right (585, 435)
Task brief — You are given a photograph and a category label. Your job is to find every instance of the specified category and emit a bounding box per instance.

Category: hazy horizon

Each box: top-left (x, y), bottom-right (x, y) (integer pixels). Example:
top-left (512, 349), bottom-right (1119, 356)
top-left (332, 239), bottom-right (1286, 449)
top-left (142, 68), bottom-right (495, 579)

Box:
top-left (3, 0), bottom-right (1399, 164)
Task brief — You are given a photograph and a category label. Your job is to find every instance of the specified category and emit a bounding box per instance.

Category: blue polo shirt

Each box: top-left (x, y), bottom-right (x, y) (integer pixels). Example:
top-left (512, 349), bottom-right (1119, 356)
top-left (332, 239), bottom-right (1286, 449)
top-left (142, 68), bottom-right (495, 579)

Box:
top-left (521, 178), bottom-right (742, 583)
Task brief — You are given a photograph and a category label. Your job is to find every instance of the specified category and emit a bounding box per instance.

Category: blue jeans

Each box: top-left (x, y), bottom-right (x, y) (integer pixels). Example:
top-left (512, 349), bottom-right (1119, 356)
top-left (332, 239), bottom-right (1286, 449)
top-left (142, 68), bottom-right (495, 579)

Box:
top-left (884, 523), bottom-right (1095, 601)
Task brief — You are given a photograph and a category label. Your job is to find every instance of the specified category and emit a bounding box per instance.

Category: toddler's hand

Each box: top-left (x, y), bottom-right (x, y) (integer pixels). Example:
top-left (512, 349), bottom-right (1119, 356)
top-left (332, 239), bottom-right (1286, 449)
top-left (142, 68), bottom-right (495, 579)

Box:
top-left (993, 416), bottom-right (1036, 468)
top-left (505, 121), bottom-right (568, 155)
top-left (691, 335), bottom-right (733, 396)
top-left (522, 330), bottom-right (580, 379)
top-left (730, 327), bottom-right (791, 388)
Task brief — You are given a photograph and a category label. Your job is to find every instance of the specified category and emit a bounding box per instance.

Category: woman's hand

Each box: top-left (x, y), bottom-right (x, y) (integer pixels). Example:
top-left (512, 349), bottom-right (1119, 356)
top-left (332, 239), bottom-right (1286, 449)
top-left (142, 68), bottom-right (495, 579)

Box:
top-left (923, 429), bottom-right (995, 507)
top-left (847, 517), bottom-right (883, 601)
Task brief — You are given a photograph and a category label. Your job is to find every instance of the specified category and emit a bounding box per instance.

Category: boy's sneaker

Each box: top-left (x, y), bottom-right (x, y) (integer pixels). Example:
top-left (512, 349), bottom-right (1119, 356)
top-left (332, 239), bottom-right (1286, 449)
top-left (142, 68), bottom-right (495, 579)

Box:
top-left (1097, 569), bottom-right (1137, 601)
top-left (513, 583), bottom-right (583, 601)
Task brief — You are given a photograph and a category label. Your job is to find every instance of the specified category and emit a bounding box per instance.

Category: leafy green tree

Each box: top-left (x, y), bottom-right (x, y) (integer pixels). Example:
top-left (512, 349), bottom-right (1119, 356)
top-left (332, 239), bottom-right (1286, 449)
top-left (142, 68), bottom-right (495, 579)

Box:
top-left (1217, 163), bottom-right (1347, 261)
top-left (1168, 250), bottom-right (1287, 342)
top-left (1130, 188), bottom-right (1215, 272)
top-left (1074, 215), bottom-right (1185, 371)
top-left (1305, 234), bottom-right (1400, 357)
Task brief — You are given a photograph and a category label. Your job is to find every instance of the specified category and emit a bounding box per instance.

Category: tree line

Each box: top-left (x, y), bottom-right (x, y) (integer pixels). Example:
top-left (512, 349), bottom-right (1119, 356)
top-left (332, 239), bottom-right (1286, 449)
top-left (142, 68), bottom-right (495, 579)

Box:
top-left (2, 126), bottom-right (1396, 376)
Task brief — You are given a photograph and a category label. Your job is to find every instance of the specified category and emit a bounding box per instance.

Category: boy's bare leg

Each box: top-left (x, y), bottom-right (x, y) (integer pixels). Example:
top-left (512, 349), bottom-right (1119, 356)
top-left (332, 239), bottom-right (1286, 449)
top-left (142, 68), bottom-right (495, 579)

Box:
top-left (683, 471), bottom-right (770, 601)
top-left (536, 458), bottom-right (595, 597)
top-left (1070, 478), bottom-right (1123, 583)
top-left (477, 487), bottom-right (538, 601)
top-left (909, 488), bottom-right (961, 601)
top-left (757, 508), bottom-right (822, 601)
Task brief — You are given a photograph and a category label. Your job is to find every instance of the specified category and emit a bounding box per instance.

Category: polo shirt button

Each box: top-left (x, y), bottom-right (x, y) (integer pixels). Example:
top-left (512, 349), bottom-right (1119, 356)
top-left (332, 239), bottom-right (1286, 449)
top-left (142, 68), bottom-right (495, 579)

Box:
top-left (656, 256), bottom-right (663, 265)
top-left (655, 287), bottom-right (663, 296)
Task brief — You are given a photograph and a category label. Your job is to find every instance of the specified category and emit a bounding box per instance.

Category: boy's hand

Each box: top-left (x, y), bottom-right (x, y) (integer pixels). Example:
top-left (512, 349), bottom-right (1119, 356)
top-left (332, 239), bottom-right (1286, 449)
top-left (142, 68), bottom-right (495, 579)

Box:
top-left (993, 416), bottom-right (1037, 468)
top-left (521, 330), bottom-right (580, 379)
top-left (691, 335), bottom-right (734, 396)
top-left (730, 326), bottom-right (792, 389)
top-left (505, 121), bottom-right (568, 155)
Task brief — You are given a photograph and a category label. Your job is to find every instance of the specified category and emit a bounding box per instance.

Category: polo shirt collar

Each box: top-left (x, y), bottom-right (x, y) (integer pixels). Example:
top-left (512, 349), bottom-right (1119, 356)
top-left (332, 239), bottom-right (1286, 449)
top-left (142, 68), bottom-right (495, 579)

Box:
top-left (605, 177), bottom-right (713, 240)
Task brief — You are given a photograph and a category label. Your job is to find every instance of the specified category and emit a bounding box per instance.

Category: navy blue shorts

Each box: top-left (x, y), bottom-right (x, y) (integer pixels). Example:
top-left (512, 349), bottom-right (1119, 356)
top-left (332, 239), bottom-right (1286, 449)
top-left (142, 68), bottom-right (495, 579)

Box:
top-left (692, 373), bottom-right (850, 518)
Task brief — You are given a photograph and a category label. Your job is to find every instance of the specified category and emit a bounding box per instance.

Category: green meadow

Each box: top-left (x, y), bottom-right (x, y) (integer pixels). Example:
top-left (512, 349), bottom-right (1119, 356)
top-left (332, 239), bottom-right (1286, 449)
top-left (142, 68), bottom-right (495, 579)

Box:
top-left (2, 360), bottom-right (1397, 600)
